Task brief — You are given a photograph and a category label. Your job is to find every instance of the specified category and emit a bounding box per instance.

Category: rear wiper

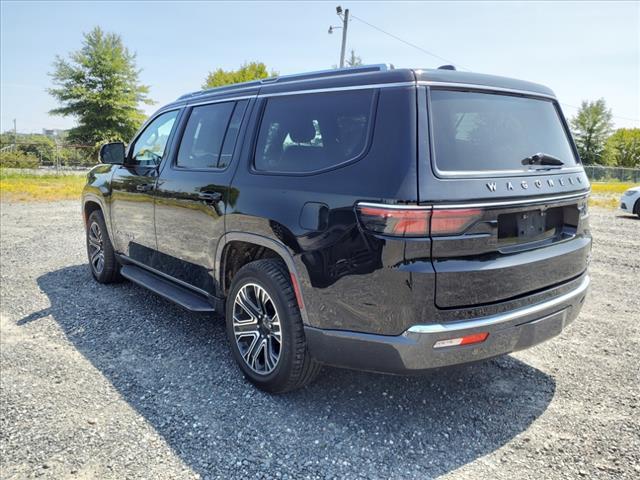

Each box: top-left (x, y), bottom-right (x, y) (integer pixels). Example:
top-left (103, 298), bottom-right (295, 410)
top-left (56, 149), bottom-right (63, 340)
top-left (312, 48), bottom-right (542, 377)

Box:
top-left (521, 152), bottom-right (565, 167)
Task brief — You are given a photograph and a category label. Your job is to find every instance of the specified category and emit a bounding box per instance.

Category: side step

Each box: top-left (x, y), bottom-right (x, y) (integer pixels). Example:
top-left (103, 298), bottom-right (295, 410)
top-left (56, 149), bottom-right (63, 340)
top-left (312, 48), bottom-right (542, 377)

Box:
top-left (120, 264), bottom-right (218, 312)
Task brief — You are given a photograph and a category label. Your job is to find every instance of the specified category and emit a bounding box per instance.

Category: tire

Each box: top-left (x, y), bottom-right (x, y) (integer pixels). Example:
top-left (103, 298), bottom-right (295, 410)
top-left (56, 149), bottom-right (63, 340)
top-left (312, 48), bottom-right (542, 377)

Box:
top-left (86, 210), bottom-right (122, 283)
top-left (225, 259), bottom-right (321, 393)
top-left (634, 199), bottom-right (640, 219)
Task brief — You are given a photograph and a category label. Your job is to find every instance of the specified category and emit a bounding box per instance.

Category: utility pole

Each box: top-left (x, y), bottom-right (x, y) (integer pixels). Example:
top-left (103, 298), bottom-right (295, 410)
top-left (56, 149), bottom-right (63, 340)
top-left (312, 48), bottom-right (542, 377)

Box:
top-left (339, 7), bottom-right (349, 68)
top-left (329, 6), bottom-right (350, 68)
top-left (13, 118), bottom-right (17, 152)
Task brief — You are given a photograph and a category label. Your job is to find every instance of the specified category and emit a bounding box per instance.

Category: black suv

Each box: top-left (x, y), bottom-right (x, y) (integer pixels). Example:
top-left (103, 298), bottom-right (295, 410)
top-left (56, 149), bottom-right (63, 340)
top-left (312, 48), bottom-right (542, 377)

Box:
top-left (83, 65), bottom-right (591, 393)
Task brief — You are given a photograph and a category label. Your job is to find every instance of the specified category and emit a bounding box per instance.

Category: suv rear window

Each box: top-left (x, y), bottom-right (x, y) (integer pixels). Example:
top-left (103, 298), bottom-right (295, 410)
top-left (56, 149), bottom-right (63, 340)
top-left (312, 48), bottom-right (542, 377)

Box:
top-left (254, 90), bottom-right (375, 174)
top-left (430, 90), bottom-right (577, 174)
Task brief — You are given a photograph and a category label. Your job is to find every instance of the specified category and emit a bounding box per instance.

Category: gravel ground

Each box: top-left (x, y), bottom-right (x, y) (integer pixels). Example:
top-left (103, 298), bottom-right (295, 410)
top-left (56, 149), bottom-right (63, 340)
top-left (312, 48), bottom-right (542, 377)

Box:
top-left (1, 201), bottom-right (638, 480)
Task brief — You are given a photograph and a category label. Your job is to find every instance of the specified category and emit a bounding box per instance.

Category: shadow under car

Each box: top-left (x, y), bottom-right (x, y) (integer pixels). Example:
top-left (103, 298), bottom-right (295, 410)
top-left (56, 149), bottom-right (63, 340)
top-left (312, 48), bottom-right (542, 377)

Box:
top-left (21, 264), bottom-right (557, 478)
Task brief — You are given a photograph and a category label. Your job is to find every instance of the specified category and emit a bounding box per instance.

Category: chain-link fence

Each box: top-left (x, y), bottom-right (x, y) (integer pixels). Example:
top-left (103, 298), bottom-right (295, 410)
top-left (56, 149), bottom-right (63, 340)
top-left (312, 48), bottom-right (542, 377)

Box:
top-left (583, 165), bottom-right (640, 183)
top-left (0, 142), bottom-right (97, 170)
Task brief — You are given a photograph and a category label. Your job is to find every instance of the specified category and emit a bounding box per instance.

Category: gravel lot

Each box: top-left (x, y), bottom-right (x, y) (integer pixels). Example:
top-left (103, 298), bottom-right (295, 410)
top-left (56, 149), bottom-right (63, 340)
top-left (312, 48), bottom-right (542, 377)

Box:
top-left (1, 201), bottom-right (638, 479)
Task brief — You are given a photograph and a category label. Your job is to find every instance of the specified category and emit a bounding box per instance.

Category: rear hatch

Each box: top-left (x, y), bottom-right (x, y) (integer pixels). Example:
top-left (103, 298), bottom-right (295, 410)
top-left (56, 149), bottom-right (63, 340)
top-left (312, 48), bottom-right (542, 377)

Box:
top-left (419, 84), bottom-right (591, 309)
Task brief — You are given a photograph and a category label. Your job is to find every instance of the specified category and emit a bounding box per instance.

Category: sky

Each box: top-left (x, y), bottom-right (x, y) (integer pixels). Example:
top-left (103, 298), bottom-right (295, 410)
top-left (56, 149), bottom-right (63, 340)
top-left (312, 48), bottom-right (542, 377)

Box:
top-left (1, 0), bottom-right (639, 134)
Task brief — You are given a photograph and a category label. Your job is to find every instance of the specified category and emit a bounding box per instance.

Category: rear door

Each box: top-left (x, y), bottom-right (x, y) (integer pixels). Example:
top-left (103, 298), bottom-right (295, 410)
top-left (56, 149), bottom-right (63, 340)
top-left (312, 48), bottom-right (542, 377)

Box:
top-left (419, 86), bottom-right (591, 308)
top-left (153, 99), bottom-right (250, 293)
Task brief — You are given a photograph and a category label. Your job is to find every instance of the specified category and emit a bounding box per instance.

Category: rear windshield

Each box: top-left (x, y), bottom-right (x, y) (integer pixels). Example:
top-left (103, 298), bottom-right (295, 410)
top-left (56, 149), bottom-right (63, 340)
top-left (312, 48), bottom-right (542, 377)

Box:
top-left (430, 90), bottom-right (577, 174)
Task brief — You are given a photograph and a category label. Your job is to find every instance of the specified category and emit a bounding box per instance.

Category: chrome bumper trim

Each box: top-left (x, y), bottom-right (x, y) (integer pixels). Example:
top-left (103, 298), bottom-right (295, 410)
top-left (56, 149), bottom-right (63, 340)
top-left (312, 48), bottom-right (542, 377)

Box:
top-left (430, 191), bottom-right (589, 210)
top-left (406, 275), bottom-right (590, 334)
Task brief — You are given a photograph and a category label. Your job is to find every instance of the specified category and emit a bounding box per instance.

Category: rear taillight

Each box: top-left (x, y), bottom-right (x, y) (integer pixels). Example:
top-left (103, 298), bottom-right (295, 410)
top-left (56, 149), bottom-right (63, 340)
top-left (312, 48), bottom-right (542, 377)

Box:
top-left (356, 203), bottom-right (483, 237)
top-left (430, 208), bottom-right (483, 236)
top-left (356, 204), bottom-right (431, 237)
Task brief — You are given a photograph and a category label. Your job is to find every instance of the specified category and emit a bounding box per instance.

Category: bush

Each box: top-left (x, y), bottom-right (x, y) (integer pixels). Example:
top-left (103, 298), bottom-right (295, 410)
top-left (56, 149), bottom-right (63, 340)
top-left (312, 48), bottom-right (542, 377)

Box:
top-left (0, 151), bottom-right (39, 168)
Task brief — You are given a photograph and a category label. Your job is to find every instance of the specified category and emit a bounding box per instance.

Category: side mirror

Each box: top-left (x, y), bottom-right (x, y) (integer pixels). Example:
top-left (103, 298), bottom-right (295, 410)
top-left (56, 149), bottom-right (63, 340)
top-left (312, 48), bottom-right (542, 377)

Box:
top-left (99, 142), bottom-right (126, 164)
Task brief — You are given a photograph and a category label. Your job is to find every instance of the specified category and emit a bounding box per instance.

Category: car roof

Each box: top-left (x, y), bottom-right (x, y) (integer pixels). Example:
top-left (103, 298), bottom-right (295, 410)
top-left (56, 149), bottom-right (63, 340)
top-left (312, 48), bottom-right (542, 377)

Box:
top-left (160, 65), bottom-right (556, 112)
top-left (413, 68), bottom-right (556, 97)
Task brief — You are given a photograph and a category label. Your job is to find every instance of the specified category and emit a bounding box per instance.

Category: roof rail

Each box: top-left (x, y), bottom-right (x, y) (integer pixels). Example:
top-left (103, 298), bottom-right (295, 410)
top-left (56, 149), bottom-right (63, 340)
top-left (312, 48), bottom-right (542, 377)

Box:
top-left (177, 64), bottom-right (392, 101)
top-left (260, 64), bottom-right (391, 84)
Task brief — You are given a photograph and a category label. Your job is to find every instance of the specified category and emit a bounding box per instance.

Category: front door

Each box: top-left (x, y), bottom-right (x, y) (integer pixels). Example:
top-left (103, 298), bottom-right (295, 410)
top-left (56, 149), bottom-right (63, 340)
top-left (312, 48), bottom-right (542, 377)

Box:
top-left (110, 109), bottom-right (180, 265)
top-left (154, 100), bottom-right (249, 293)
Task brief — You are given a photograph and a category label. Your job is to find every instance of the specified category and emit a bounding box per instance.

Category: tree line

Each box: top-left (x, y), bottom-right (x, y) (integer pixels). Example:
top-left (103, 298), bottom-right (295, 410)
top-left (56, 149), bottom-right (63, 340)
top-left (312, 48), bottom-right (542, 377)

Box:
top-left (570, 99), bottom-right (638, 168)
top-left (1, 26), bottom-right (638, 169)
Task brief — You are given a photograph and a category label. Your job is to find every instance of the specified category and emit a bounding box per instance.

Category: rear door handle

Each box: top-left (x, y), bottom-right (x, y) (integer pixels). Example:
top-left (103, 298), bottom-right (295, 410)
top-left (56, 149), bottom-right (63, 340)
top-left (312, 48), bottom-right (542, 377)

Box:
top-left (198, 191), bottom-right (222, 203)
top-left (136, 184), bottom-right (154, 192)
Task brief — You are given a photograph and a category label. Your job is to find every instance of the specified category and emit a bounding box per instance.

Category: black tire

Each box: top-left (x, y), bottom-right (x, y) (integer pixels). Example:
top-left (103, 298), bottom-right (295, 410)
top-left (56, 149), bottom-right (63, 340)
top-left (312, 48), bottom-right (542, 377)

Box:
top-left (86, 210), bottom-right (122, 283)
top-left (225, 259), bottom-right (321, 393)
top-left (634, 199), bottom-right (640, 219)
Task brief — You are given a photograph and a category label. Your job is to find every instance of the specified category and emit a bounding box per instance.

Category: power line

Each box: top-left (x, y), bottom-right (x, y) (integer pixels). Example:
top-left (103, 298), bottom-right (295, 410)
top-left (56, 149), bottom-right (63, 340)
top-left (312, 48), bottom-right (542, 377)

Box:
top-left (348, 13), bottom-right (639, 125)
top-left (349, 13), bottom-right (472, 71)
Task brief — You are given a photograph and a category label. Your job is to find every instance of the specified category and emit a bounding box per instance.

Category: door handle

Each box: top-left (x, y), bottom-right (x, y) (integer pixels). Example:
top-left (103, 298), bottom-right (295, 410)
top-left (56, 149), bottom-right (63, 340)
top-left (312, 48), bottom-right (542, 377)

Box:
top-left (198, 191), bottom-right (222, 203)
top-left (136, 184), bottom-right (154, 192)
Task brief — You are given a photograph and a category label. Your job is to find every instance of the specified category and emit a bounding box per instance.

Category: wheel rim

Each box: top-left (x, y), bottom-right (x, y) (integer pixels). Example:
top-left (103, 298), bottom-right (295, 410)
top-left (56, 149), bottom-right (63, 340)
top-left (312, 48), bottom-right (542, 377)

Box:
top-left (87, 221), bottom-right (105, 274)
top-left (232, 283), bottom-right (282, 375)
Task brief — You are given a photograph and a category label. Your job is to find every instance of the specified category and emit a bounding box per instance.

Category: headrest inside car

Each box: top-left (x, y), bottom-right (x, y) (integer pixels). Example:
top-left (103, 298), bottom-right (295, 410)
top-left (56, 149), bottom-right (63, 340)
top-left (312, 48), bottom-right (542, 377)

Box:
top-left (288, 120), bottom-right (316, 144)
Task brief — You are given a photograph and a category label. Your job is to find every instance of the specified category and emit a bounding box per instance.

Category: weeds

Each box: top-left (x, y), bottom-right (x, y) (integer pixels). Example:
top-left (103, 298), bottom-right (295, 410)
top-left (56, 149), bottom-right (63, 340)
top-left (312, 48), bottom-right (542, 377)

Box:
top-left (0, 169), bottom-right (86, 202)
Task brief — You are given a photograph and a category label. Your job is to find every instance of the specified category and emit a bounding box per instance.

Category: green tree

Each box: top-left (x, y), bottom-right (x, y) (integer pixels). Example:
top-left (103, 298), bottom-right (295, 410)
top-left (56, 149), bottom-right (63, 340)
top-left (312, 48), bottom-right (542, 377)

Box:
top-left (49, 27), bottom-right (153, 146)
top-left (603, 128), bottom-right (640, 168)
top-left (203, 62), bottom-right (277, 89)
top-left (570, 99), bottom-right (613, 165)
top-left (346, 49), bottom-right (363, 67)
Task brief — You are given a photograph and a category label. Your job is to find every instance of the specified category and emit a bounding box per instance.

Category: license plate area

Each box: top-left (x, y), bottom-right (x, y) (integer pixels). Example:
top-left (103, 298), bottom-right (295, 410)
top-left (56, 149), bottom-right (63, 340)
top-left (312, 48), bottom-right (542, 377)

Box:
top-left (517, 210), bottom-right (545, 238)
top-left (498, 206), bottom-right (566, 245)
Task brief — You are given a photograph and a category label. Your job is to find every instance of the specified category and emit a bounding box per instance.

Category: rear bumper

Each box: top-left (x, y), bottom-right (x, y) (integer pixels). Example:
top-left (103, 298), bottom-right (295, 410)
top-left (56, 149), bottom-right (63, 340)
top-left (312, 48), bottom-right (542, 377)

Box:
top-left (305, 274), bottom-right (590, 374)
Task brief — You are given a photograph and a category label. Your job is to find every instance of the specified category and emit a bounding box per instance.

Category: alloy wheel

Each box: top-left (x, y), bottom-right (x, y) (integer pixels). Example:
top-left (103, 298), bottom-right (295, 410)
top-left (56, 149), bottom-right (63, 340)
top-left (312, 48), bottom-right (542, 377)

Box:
top-left (88, 221), bottom-right (105, 274)
top-left (232, 283), bottom-right (282, 375)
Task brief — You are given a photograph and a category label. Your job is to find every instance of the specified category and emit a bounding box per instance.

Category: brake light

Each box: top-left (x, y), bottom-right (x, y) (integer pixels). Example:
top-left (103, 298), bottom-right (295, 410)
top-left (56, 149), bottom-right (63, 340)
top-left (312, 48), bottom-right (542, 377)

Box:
top-left (433, 332), bottom-right (489, 349)
top-left (355, 203), bottom-right (483, 237)
top-left (356, 204), bottom-right (431, 237)
top-left (430, 208), bottom-right (483, 236)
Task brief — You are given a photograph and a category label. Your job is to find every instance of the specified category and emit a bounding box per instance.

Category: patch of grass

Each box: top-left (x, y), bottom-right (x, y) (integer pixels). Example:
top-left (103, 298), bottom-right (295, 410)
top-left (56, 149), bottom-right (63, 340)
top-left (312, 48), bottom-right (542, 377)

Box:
top-left (0, 169), bottom-right (86, 202)
top-left (590, 182), bottom-right (636, 194)
top-left (589, 196), bottom-right (620, 209)
top-left (589, 181), bottom-right (637, 209)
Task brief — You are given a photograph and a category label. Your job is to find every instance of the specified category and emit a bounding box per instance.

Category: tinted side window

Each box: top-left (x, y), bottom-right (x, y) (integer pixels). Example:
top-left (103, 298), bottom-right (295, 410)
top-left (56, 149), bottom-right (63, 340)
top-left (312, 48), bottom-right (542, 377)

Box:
top-left (131, 110), bottom-right (179, 166)
top-left (254, 90), bottom-right (375, 173)
top-left (176, 102), bottom-right (234, 169)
